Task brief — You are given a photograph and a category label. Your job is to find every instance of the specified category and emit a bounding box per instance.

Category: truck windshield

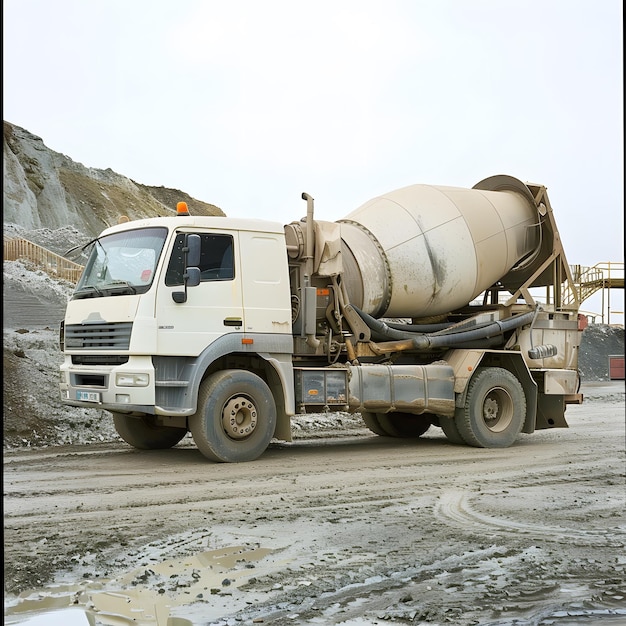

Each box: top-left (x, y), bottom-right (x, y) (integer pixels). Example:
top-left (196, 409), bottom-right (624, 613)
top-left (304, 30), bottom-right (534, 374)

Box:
top-left (73, 227), bottom-right (167, 299)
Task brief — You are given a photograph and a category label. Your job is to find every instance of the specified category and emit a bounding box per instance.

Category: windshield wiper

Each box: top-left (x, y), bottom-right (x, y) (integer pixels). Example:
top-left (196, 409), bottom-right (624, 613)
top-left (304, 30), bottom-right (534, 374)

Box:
top-left (74, 284), bottom-right (104, 298)
top-left (106, 280), bottom-right (137, 295)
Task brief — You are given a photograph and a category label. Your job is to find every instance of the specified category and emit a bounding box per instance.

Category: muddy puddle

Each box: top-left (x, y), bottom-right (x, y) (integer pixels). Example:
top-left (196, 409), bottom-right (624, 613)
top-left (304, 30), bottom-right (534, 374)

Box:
top-left (5, 543), bottom-right (626, 626)
top-left (4, 544), bottom-right (279, 625)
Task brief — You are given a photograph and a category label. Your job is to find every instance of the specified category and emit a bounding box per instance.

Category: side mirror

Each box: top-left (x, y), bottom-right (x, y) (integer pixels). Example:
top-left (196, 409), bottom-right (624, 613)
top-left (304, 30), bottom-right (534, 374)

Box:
top-left (172, 234), bottom-right (202, 302)
top-left (185, 267), bottom-right (201, 287)
top-left (186, 234), bottom-right (201, 267)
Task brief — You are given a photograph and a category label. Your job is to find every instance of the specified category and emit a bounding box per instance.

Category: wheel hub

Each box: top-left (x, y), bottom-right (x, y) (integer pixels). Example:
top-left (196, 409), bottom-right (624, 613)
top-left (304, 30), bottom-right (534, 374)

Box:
top-left (482, 389), bottom-right (513, 432)
top-left (222, 396), bottom-right (257, 439)
top-left (483, 397), bottom-right (499, 421)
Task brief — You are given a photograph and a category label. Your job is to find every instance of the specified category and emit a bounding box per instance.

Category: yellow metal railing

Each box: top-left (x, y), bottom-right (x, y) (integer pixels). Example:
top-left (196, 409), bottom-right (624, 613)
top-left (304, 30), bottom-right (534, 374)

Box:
top-left (567, 262), bottom-right (624, 304)
top-left (3, 237), bottom-right (84, 283)
top-left (567, 262), bottom-right (624, 325)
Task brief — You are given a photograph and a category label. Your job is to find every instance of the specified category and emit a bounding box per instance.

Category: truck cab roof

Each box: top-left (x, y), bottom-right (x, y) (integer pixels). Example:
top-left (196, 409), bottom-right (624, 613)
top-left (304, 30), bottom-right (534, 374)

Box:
top-left (100, 215), bottom-right (287, 237)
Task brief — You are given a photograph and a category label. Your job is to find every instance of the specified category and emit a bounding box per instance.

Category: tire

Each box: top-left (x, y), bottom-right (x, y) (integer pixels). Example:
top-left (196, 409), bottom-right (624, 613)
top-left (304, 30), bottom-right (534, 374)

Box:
top-left (456, 367), bottom-right (526, 448)
top-left (377, 412), bottom-right (432, 438)
top-left (437, 411), bottom-right (467, 445)
top-left (189, 370), bottom-right (276, 462)
top-left (360, 411), bottom-right (389, 437)
top-left (112, 412), bottom-right (187, 449)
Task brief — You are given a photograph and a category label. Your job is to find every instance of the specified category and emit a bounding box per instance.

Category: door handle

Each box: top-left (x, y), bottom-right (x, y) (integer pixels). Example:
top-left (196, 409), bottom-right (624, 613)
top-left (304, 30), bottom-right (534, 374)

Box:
top-left (223, 318), bottom-right (243, 327)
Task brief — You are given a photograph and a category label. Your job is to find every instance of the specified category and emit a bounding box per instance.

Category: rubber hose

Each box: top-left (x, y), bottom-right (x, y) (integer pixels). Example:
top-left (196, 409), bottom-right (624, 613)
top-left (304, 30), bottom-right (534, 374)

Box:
top-left (352, 306), bottom-right (536, 349)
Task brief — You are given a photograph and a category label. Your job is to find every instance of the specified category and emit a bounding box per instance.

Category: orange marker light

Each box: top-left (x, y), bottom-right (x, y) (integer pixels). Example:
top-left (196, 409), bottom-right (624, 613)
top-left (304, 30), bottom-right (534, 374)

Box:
top-left (176, 202), bottom-right (190, 216)
top-left (241, 338), bottom-right (254, 345)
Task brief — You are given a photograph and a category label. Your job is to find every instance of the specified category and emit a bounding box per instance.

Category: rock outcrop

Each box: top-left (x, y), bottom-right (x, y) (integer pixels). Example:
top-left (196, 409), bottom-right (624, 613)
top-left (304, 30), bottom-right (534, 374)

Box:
top-left (3, 120), bottom-right (223, 241)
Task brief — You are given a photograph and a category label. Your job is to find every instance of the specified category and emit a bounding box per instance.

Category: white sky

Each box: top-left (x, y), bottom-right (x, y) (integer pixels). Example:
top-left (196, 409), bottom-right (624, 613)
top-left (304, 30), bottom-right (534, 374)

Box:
top-left (3, 0), bottom-right (624, 321)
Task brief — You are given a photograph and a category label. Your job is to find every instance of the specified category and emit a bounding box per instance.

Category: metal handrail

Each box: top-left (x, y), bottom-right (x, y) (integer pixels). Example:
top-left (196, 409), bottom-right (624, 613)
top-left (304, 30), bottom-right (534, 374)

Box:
top-left (3, 237), bottom-right (84, 283)
top-left (566, 262), bottom-right (624, 305)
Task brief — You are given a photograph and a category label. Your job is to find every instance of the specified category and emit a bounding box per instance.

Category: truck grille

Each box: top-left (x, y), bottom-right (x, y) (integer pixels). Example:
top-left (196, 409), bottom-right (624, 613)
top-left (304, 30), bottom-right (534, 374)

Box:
top-left (71, 354), bottom-right (129, 365)
top-left (65, 322), bottom-right (133, 350)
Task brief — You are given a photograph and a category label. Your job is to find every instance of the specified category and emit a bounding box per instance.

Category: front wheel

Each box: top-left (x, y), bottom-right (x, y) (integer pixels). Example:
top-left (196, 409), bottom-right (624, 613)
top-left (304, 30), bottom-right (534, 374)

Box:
top-left (189, 370), bottom-right (276, 462)
top-left (456, 367), bottom-right (526, 448)
top-left (112, 413), bottom-right (187, 449)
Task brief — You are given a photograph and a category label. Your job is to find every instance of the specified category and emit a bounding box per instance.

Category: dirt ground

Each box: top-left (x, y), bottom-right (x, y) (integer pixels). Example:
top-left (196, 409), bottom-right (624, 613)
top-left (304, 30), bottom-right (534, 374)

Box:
top-left (3, 385), bottom-right (626, 626)
top-left (3, 261), bottom-right (626, 626)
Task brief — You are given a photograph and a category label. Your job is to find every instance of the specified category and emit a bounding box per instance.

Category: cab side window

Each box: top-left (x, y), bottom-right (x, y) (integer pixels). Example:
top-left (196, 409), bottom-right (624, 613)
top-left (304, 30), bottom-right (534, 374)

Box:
top-left (165, 233), bottom-right (234, 286)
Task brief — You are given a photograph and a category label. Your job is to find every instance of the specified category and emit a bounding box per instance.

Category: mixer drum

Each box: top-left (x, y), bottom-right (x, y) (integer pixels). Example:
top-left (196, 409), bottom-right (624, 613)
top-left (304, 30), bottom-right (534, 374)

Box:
top-left (338, 176), bottom-right (542, 319)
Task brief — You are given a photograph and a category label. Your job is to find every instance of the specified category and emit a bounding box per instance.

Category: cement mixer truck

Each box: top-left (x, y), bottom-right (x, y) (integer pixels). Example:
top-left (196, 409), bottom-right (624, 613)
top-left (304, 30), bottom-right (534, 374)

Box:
top-left (59, 175), bottom-right (583, 462)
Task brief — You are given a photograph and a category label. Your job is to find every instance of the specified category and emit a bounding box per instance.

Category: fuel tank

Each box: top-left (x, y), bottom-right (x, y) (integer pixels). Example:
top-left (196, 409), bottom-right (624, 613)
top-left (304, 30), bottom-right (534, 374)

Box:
top-left (336, 175), bottom-right (543, 319)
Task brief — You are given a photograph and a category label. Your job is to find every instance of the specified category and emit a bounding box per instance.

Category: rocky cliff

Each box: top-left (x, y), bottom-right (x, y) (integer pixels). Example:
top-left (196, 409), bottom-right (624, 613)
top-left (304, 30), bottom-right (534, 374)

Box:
top-left (3, 120), bottom-right (224, 246)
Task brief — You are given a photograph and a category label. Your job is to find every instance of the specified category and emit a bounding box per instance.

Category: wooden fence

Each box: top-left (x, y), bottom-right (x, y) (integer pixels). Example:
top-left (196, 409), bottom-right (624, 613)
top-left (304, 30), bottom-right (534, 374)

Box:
top-left (3, 237), bottom-right (84, 283)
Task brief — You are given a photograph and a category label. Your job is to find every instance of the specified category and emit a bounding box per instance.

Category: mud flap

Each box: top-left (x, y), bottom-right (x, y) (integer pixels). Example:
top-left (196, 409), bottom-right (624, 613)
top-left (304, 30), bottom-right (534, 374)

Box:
top-left (535, 393), bottom-right (569, 429)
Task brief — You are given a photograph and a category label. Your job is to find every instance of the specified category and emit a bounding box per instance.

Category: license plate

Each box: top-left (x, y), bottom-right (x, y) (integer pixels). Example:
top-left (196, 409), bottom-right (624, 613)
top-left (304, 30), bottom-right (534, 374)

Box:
top-left (76, 391), bottom-right (101, 402)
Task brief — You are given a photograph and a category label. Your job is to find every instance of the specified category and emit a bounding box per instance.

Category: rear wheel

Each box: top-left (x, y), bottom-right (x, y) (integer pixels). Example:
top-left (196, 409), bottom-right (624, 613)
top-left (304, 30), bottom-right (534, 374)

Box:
top-left (378, 412), bottom-right (431, 438)
top-left (437, 412), bottom-right (467, 445)
top-left (456, 367), bottom-right (526, 448)
top-left (189, 370), bottom-right (276, 462)
top-left (360, 411), bottom-right (389, 436)
top-left (112, 413), bottom-right (187, 449)
top-left (362, 411), bottom-right (431, 438)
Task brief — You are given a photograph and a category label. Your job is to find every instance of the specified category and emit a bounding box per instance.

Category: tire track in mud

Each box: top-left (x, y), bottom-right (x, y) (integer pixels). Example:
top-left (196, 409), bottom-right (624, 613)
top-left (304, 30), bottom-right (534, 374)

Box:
top-left (436, 489), bottom-right (626, 547)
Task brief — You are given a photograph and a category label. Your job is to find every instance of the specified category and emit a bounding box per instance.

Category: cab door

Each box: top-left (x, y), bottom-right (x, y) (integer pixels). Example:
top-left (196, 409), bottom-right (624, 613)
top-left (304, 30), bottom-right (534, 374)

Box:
top-left (155, 229), bottom-right (243, 356)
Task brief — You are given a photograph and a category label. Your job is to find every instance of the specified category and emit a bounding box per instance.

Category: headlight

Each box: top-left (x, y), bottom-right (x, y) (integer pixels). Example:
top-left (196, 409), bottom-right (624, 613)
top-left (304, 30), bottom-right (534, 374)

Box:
top-left (116, 373), bottom-right (149, 387)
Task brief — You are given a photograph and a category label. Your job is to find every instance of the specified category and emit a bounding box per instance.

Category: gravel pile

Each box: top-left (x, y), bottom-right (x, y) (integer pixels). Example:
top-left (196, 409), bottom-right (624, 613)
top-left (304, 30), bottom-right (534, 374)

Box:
top-left (579, 322), bottom-right (625, 382)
